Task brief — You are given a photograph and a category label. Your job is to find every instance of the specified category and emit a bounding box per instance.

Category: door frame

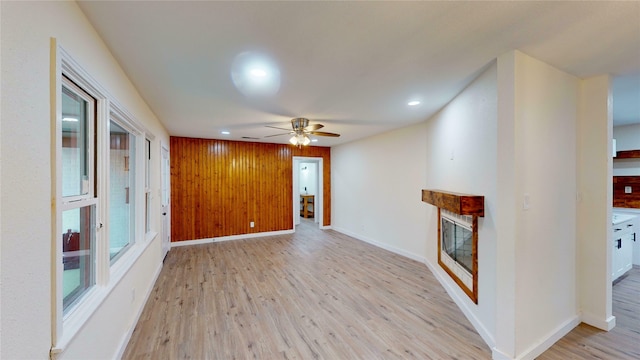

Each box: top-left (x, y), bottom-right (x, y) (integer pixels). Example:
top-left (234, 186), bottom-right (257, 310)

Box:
top-left (161, 142), bottom-right (170, 259)
top-left (292, 156), bottom-right (323, 230)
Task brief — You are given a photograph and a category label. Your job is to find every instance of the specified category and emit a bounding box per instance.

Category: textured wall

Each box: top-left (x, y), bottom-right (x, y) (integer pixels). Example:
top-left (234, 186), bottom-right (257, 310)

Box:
top-left (1, 2), bottom-right (169, 358)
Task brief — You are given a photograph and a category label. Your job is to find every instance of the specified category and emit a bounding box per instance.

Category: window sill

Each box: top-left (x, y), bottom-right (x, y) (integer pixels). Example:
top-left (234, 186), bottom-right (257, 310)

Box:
top-left (52, 231), bottom-right (158, 356)
top-left (145, 231), bottom-right (158, 243)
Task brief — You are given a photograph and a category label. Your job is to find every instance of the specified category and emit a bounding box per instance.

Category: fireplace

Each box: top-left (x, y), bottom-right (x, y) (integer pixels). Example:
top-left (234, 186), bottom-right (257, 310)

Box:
top-left (422, 189), bottom-right (484, 303)
top-left (440, 210), bottom-right (474, 290)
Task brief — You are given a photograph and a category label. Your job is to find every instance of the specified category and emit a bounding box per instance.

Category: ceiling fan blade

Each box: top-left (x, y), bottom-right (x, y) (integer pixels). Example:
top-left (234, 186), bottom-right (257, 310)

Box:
top-left (309, 131), bottom-right (340, 137)
top-left (265, 125), bottom-right (291, 131)
top-left (264, 132), bottom-right (292, 138)
top-left (304, 124), bottom-right (324, 132)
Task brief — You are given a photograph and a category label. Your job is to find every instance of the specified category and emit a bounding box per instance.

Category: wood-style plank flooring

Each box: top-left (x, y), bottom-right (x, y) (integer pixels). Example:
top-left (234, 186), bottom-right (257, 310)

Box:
top-left (124, 219), bottom-right (640, 359)
top-left (123, 219), bottom-right (491, 359)
top-left (539, 265), bottom-right (640, 360)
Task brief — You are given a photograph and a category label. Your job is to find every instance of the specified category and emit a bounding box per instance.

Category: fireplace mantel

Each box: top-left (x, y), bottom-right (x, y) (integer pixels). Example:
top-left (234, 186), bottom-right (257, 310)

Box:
top-left (421, 189), bottom-right (484, 217)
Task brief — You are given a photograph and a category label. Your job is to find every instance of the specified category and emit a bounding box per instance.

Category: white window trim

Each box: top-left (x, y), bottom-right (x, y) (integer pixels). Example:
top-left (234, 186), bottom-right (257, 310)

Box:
top-left (51, 40), bottom-right (158, 355)
top-left (144, 138), bottom-right (152, 235)
top-left (53, 42), bottom-right (110, 351)
top-left (107, 104), bottom-right (143, 265)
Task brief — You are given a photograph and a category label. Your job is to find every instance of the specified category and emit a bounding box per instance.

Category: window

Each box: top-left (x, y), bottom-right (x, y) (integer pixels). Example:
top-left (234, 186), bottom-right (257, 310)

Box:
top-left (60, 77), bottom-right (97, 313)
top-left (53, 45), bottom-right (156, 350)
top-left (109, 120), bottom-right (136, 262)
top-left (145, 139), bottom-right (152, 233)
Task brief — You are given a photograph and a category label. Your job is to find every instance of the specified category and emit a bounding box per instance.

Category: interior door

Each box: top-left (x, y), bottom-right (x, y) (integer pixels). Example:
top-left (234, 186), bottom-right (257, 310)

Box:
top-left (161, 144), bottom-right (170, 260)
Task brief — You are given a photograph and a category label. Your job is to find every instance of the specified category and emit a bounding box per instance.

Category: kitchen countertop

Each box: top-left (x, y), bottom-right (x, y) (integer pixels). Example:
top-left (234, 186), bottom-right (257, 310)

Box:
top-left (612, 212), bottom-right (637, 225)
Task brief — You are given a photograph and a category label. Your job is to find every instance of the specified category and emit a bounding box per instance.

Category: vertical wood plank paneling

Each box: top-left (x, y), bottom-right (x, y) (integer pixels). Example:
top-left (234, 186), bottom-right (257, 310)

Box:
top-left (170, 137), bottom-right (331, 242)
top-left (613, 176), bottom-right (640, 209)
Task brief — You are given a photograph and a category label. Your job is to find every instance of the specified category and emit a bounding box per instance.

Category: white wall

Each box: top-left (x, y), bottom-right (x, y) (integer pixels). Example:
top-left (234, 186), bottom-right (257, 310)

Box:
top-left (505, 51), bottom-right (580, 358)
top-left (299, 162), bottom-right (318, 195)
top-left (1, 1), bottom-right (169, 359)
top-left (333, 51), bottom-right (584, 359)
top-left (577, 75), bottom-right (614, 331)
top-left (332, 121), bottom-right (430, 260)
top-left (495, 52), bottom-right (517, 358)
top-left (423, 62), bottom-right (498, 347)
top-left (613, 124), bottom-right (640, 176)
top-left (332, 62), bottom-right (498, 346)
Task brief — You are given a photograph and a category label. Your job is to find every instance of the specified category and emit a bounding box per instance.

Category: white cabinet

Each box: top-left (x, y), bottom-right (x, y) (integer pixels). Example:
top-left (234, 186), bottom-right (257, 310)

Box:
top-left (612, 219), bottom-right (635, 281)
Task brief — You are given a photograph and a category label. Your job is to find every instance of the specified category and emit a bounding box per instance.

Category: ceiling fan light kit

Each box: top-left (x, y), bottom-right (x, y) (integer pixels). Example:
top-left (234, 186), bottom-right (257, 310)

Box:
top-left (289, 134), bottom-right (311, 146)
top-left (267, 118), bottom-right (340, 147)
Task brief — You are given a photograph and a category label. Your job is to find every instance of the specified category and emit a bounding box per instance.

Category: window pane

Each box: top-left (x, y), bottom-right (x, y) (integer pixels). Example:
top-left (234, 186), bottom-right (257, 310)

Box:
top-left (145, 139), bottom-right (151, 233)
top-left (145, 139), bottom-right (150, 188)
top-left (62, 205), bottom-right (96, 313)
top-left (145, 192), bottom-right (151, 234)
top-left (61, 85), bottom-right (89, 197)
top-left (110, 121), bottom-right (135, 262)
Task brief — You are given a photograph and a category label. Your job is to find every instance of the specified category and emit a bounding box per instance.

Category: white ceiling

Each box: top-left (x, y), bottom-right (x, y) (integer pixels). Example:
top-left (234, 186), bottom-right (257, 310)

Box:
top-left (77, 1), bottom-right (640, 146)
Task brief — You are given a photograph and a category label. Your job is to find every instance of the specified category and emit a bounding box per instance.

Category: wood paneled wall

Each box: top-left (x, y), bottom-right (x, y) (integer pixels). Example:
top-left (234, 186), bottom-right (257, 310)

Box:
top-left (614, 176), bottom-right (640, 209)
top-left (170, 137), bottom-right (331, 242)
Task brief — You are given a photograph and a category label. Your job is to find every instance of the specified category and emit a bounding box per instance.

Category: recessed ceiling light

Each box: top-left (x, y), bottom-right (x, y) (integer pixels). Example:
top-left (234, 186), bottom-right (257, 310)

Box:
top-left (249, 68), bottom-right (267, 77)
top-left (231, 52), bottom-right (281, 97)
top-left (408, 100), bottom-right (421, 106)
top-left (221, 131), bottom-right (230, 135)
top-left (63, 117), bottom-right (78, 122)
top-left (311, 139), bottom-right (318, 143)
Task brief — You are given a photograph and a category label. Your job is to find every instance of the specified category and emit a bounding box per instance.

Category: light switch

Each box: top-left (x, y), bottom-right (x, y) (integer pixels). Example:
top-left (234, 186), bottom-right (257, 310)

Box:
top-left (625, 186), bottom-right (632, 194)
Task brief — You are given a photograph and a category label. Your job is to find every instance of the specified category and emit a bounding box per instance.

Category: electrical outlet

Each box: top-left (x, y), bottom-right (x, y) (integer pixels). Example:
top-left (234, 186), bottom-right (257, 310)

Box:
top-left (523, 193), bottom-right (530, 210)
top-left (625, 186), bottom-right (632, 194)
top-left (250, 221), bottom-right (255, 228)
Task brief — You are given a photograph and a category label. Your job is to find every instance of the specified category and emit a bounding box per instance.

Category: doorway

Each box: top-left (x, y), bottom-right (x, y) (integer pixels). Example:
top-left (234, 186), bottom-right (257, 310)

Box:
top-left (293, 157), bottom-right (323, 230)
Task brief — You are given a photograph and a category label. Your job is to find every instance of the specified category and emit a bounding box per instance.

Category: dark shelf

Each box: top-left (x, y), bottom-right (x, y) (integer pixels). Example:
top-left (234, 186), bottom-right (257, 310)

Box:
top-left (421, 189), bottom-right (484, 217)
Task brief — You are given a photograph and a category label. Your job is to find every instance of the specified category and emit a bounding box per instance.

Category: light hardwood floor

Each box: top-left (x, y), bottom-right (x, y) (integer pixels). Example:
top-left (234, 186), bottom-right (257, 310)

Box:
top-left (124, 220), bottom-right (639, 359)
top-left (123, 219), bottom-right (491, 359)
top-left (539, 265), bottom-right (640, 359)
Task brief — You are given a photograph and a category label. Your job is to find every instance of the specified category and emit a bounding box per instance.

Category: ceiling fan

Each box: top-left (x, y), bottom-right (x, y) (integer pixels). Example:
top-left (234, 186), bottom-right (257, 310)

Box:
top-left (265, 118), bottom-right (340, 146)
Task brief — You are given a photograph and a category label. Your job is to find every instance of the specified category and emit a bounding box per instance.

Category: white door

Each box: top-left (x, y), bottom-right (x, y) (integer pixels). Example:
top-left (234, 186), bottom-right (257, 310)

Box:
top-left (161, 144), bottom-right (170, 259)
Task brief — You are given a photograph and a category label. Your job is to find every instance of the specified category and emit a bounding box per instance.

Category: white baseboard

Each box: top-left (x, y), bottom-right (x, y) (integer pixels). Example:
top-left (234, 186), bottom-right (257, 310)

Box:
top-left (422, 258), bottom-right (496, 349)
top-left (170, 229), bottom-right (295, 248)
top-left (114, 261), bottom-right (163, 360)
top-left (491, 316), bottom-right (580, 360)
top-left (332, 227), bottom-right (496, 349)
top-left (491, 347), bottom-right (513, 360)
top-left (581, 312), bottom-right (615, 331)
top-left (332, 227), bottom-right (426, 263)
top-left (516, 315), bottom-right (581, 360)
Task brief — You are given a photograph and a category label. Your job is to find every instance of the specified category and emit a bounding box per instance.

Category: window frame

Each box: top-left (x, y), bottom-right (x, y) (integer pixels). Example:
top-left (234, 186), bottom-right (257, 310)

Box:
top-left (60, 77), bottom-right (96, 202)
top-left (52, 42), bottom-right (157, 353)
top-left (107, 111), bottom-right (141, 265)
top-left (59, 76), bottom-right (99, 314)
top-left (145, 138), bottom-right (152, 234)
